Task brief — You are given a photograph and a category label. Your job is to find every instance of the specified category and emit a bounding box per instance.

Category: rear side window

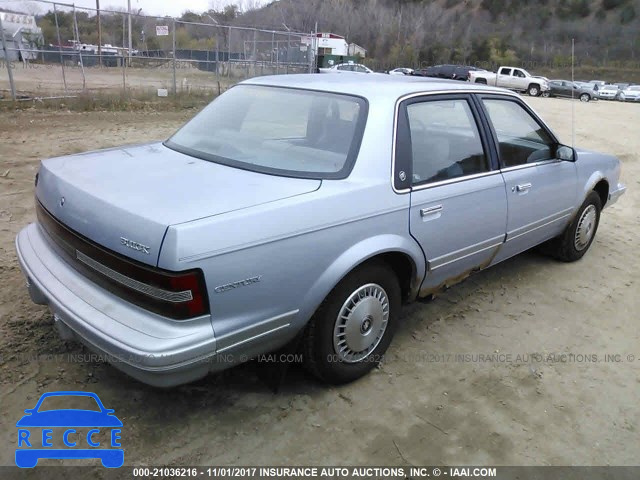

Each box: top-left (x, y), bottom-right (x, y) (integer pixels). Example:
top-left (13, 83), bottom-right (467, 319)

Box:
top-left (406, 99), bottom-right (488, 186)
top-left (482, 99), bottom-right (555, 168)
top-left (499, 68), bottom-right (512, 75)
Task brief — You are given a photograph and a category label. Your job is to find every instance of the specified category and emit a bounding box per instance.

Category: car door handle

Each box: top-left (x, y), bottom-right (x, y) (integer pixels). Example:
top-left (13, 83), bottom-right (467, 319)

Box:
top-left (515, 183), bottom-right (532, 192)
top-left (420, 205), bottom-right (443, 217)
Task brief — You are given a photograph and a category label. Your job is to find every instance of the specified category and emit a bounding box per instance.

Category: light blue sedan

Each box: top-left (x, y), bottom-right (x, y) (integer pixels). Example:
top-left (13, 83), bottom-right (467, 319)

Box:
top-left (15, 74), bottom-right (626, 387)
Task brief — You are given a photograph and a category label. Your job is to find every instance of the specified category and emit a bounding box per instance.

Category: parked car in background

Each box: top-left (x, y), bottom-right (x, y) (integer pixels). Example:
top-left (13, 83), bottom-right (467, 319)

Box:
top-left (16, 75), bottom-right (625, 387)
top-left (598, 84), bottom-right (622, 100)
top-left (469, 66), bottom-right (550, 96)
top-left (388, 67), bottom-right (414, 75)
top-left (546, 80), bottom-right (596, 102)
top-left (613, 83), bottom-right (629, 91)
top-left (319, 63), bottom-right (373, 74)
top-left (588, 80), bottom-right (606, 92)
top-left (619, 85), bottom-right (640, 102)
top-left (413, 64), bottom-right (485, 81)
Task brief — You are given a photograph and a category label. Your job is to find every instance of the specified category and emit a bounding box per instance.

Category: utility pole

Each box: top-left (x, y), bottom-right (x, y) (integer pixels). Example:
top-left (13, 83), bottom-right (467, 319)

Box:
top-left (127, 0), bottom-right (132, 65)
top-left (96, 0), bottom-right (102, 65)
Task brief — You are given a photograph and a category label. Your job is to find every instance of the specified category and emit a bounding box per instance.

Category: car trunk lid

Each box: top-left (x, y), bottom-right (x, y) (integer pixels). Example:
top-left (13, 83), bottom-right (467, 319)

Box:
top-left (36, 142), bottom-right (321, 266)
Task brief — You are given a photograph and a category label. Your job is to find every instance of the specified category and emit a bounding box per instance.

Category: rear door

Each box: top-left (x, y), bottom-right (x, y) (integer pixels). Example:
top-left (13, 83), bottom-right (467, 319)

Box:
top-left (477, 95), bottom-right (578, 263)
top-left (497, 68), bottom-right (513, 88)
top-left (561, 81), bottom-right (576, 98)
top-left (395, 94), bottom-right (507, 296)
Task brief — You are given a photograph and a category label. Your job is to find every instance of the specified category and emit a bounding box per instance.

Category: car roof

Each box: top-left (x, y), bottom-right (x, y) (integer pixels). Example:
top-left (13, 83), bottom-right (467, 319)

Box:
top-left (242, 74), bottom-right (510, 100)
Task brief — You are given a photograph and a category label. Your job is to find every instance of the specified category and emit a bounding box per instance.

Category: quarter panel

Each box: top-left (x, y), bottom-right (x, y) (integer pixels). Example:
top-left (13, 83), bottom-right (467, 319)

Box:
top-left (159, 179), bottom-right (419, 356)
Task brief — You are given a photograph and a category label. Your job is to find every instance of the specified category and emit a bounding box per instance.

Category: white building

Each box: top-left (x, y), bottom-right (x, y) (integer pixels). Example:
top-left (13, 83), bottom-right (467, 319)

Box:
top-left (348, 43), bottom-right (367, 58)
top-left (0, 11), bottom-right (43, 61)
top-left (305, 33), bottom-right (366, 58)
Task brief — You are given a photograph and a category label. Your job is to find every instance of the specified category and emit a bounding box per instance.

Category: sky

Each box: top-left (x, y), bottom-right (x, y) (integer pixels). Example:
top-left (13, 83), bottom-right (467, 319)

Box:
top-left (2, 0), bottom-right (272, 18)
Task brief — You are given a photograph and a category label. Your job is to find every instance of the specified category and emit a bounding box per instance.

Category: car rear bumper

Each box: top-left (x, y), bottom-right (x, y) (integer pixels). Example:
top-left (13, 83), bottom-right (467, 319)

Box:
top-left (15, 223), bottom-right (218, 387)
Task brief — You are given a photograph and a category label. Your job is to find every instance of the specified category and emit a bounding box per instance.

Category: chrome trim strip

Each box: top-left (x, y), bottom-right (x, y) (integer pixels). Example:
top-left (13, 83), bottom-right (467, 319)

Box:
top-left (506, 210), bottom-right (573, 242)
top-left (76, 250), bottom-right (193, 303)
top-left (391, 88), bottom-right (519, 195)
top-left (412, 170), bottom-right (500, 192)
top-left (500, 159), bottom-right (562, 173)
top-left (429, 235), bottom-right (505, 271)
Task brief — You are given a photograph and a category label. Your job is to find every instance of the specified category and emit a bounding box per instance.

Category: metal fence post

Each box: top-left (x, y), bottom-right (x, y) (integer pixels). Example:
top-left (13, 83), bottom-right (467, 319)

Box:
top-left (0, 14), bottom-right (16, 100)
top-left (215, 28), bottom-right (220, 90)
top-left (172, 19), bottom-right (177, 95)
top-left (253, 29), bottom-right (257, 77)
top-left (52, 3), bottom-right (67, 93)
top-left (72, 5), bottom-right (86, 90)
top-left (121, 14), bottom-right (126, 93)
top-left (228, 25), bottom-right (232, 78)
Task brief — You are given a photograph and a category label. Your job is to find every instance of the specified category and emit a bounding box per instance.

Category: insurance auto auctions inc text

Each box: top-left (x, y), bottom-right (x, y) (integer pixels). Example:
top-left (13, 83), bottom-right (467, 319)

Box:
top-left (250, 467), bottom-right (496, 477)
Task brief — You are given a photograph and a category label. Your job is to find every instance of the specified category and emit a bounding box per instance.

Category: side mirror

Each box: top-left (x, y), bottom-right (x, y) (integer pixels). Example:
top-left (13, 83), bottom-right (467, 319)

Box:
top-left (556, 145), bottom-right (576, 162)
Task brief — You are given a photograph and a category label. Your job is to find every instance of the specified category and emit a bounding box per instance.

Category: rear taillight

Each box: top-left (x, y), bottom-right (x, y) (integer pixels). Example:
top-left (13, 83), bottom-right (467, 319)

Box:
top-left (110, 258), bottom-right (210, 319)
top-left (37, 200), bottom-right (210, 320)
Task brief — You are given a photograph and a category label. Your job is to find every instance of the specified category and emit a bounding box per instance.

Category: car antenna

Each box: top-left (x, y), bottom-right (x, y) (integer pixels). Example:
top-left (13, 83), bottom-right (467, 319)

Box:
top-left (571, 38), bottom-right (575, 149)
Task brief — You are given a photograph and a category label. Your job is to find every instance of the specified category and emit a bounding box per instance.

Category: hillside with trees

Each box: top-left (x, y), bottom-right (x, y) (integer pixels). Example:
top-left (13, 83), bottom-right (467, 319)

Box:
top-left (33, 0), bottom-right (640, 71)
top-left (241, 0), bottom-right (640, 70)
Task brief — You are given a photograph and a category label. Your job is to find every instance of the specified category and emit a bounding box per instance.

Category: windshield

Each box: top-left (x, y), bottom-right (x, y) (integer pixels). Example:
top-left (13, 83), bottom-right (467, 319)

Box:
top-left (166, 85), bottom-right (367, 179)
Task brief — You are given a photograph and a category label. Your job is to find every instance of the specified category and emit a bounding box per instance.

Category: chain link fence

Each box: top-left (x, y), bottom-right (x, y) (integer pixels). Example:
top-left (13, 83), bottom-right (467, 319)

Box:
top-left (0, 0), bottom-right (315, 101)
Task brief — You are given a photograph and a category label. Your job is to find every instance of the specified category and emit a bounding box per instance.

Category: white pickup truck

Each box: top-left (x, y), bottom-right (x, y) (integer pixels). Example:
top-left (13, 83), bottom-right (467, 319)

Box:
top-left (469, 66), bottom-right (549, 96)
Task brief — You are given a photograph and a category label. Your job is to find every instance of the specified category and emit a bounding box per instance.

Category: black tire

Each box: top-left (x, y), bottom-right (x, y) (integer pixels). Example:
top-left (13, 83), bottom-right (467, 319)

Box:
top-left (542, 91), bottom-right (550, 98)
top-left (528, 84), bottom-right (540, 96)
top-left (544, 191), bottom-right (602, 262)
top-left (303, 261), bottom-right (401, 384)
top-left (580, 93), bottom-right (591, 102)
top-left (476, 78), bottom-right (487, 85)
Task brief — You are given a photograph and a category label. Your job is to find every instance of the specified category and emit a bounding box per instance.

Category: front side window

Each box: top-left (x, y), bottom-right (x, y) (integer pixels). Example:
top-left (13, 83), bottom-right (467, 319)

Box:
top-left (406, 99), bottom-right (488, 186)
top-left (482, 99), bottom-right (555, 168)
top-left (166, 85), bottom-right (367, 179)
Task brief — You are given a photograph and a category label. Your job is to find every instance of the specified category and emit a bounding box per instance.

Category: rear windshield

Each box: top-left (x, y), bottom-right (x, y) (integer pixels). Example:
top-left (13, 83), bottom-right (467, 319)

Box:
top-left (165, 85), bottom-right (368, 179)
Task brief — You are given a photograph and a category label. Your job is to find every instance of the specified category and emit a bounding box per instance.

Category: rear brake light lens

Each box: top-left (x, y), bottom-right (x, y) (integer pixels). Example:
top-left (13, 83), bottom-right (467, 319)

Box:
top-left (36, 200), bottom-right (210, 320)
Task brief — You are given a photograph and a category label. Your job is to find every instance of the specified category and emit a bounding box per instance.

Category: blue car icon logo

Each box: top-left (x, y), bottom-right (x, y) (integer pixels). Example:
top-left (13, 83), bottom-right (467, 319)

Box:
top-left (15, 391), bottom-right (123, 468)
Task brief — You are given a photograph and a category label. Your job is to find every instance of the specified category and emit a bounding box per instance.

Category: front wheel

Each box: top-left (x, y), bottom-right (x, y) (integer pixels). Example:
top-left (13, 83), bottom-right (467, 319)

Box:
top-left (528, 84), bottom-right (540, 96)
top-left (580, 93), bottom-right (591, 102)
top-left (543, 191), bottom-right (602, 262)
top-left (542, 91), bottom-right (550, 98)
top-left (303, 261), bottom-right (401, 384)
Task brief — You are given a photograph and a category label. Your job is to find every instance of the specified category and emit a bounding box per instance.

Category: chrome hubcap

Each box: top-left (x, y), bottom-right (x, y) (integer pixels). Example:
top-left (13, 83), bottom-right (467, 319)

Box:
top-left (574, 205), bottom-right (597, 251)
top-left (333, 283), bottom-right (389, 363)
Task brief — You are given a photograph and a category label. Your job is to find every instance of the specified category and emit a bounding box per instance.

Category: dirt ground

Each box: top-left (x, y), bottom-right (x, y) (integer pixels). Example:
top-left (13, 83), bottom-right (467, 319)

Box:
top-left (0, 97), bottom-right (638, 472)
top-left (0, 63), bottom-right (301, 98)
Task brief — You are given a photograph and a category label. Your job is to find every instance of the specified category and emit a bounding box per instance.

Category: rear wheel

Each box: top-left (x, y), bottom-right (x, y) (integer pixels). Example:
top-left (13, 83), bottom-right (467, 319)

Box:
top-left (543, 191), bottom-right (602, 262)
top-left (580, 93), bottom-right (591, 102)
top-left (528, 84), bottom-right (540, 96)
top-left (476, 78), bottom-right (487, 85)
top-left (303, 261), bottom-right (401, 384)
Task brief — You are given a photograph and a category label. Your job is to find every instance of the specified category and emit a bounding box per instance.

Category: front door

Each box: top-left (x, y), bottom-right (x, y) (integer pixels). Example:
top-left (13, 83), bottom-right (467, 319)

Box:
top-left (400, 95), bottom-right (507, 295)
top-left (478, 96), bottom-right (578, 263)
